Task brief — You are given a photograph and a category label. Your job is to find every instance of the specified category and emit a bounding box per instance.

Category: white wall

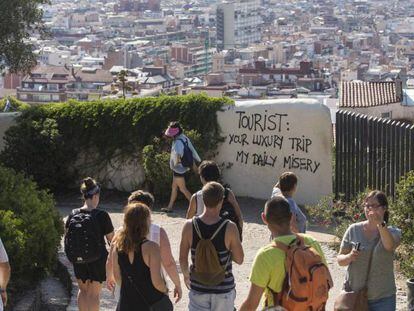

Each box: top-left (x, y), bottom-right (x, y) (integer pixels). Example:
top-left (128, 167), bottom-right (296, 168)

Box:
top-left (215, 99), bottom-right (333, 205)
top-left (0, 100), bottom-right (334, 205)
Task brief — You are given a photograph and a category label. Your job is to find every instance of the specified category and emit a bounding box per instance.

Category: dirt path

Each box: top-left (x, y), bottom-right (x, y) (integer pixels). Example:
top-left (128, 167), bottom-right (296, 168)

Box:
top-left (58, 194), bottom-right (406, 310)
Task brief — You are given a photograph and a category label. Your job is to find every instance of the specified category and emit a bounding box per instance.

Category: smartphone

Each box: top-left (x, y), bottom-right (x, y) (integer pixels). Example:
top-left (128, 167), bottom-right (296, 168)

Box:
top-left (353, 242), bottom-right (361, 251)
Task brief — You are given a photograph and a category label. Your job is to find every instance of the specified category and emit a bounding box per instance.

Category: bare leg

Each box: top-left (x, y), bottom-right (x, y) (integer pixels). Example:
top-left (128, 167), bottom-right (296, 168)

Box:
top-left (165, 177), bottom-right (179, 210)
top-left (77, 280), bottom-right (89, 311)
top-left (176, 176), bottom-right (192, 201)
top-left (87, 281), bottom-right (102, 311)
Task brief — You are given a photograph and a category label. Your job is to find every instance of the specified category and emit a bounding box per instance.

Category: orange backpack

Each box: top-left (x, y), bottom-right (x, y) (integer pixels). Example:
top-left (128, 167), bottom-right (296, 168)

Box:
top-left (270, 234), bottom-right (333, 311)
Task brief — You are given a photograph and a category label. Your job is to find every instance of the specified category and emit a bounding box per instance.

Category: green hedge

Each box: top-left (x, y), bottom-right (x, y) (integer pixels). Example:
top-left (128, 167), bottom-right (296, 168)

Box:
top-left (0, 97), bottom-right (30, 112)
top-left (0, 165), bottom-right (63, 293)
top-left (0, 94), bottom-right (231, 191)
top-left (391, 171), bottom-right (414, 276)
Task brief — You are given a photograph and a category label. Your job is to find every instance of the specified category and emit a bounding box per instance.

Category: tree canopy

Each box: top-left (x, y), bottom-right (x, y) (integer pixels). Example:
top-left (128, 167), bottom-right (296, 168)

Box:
top-left (0, 0), bottom-right (50, 73)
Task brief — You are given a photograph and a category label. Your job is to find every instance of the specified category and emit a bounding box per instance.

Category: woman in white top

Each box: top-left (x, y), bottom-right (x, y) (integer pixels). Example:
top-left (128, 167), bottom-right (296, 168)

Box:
top-left (186, 161), bottom-right (243, 236)
top-left (107, 190), bottom-right (182, 303)
top-left (0, 238), bottom-right (10, 311)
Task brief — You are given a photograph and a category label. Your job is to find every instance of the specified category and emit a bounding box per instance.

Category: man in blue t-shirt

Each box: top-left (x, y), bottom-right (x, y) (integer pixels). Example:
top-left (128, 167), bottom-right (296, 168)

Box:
top-left (271, 172), bottom-right (306, 233)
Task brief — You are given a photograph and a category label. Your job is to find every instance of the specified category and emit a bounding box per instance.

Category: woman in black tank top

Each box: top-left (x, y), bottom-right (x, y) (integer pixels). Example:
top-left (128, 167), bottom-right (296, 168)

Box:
top-left (117, 240), bottom-right (165, 310)
top-left (111, 203), bottom-right (172, 311)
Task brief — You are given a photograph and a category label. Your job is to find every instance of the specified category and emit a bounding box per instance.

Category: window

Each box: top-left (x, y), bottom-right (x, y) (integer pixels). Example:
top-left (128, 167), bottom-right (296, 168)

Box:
top-left (19, 94), bottom-right (28, 100)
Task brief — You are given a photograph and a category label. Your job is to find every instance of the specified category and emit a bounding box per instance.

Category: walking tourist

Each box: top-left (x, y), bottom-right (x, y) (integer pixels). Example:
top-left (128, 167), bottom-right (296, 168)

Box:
top-left (111, 203), bottom-right (173, 311)
top-left (180, 181), bottom-right (244, 311)
top-left (240, 196), bottom-right (331, 311)
top-left (162, 121), bottom-right (201, 213)
top-left (186, 160), bottom-right (243, 239)
top-left (0, 239), bottom-right (10, 311)
top-left (64, 177), bottom-right (114, 311)
top-left (107, 190), bottom-right (182, 303)
top-left (271, 172), bottom-right (307, 233)
top-left (336, 190), bottom-right (401, 311)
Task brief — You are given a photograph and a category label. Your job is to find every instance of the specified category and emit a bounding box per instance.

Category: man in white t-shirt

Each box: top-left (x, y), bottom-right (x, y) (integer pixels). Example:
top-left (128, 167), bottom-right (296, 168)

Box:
top-left (0, 239), bottom-right (10, 311)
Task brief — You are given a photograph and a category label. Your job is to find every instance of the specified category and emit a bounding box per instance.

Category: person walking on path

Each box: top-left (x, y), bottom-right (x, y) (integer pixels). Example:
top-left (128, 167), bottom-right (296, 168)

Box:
top-left (337, 190), bottom-right (401, 311)
top-left (271, 172), bottom-right (307, 233)
top-left (162, 121), bottom-right (201, 213)
top-left (186, 161), bottom-right (243, 239)
top-left (111, 203), bottom-right (173, 311)
top-left (107, 190), bottom-right (182, 303)
top-left (180, 181), bottom-right (244, 311)
top-left (64, 177), bottom-right (114, 311)
top-left (240, 196), bottom-right (329, 311)
top-left (0, 239), bottom-right (10, 311)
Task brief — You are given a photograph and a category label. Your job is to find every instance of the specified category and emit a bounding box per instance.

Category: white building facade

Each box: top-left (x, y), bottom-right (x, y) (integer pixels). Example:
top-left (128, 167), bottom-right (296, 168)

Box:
top-left (216, 0), bottom-right (262, 50)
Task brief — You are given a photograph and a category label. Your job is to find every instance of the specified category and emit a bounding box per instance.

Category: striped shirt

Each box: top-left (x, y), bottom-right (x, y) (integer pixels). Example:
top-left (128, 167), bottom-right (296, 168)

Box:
top-left (190, 217), bottom-right (234, 294)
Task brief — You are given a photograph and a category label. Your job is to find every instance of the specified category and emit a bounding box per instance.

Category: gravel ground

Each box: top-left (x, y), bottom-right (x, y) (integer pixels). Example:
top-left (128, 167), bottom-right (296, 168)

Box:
top-left (58, 194), bottom-right (407, 310)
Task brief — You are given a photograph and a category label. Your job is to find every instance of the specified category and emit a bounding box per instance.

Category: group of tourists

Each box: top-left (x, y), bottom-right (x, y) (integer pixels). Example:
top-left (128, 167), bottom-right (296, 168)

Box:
top-left (0, 121), bottom-right (402, 311)
top-left (60, 122), bottom-right (402, 311)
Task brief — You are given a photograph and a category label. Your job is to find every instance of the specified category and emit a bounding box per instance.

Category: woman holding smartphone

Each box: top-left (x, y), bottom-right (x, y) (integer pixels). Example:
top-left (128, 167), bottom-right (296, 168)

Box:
top-left (337, 190), bottom-right (401, 311)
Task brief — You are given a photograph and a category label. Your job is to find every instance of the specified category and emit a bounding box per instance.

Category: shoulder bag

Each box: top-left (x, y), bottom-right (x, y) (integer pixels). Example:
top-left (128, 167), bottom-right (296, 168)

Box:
top-left (334, 238), bottom-right (379, 311)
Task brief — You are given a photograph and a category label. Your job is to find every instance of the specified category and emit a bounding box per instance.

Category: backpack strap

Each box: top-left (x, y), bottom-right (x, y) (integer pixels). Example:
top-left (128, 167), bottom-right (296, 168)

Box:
top-left (210, 219), bottom-right (229, 241)
top-left (192, 217), bottom-right (229, 241)
top-left (192, 217), bottom-right (203, 240)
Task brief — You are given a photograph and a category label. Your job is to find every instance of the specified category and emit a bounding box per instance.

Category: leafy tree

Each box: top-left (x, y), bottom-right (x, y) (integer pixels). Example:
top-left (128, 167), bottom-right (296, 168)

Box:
top-left (0, 0), bottom-right (50, 73)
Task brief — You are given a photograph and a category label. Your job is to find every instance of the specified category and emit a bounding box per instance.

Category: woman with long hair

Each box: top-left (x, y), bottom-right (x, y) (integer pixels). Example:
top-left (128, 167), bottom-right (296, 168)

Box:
top-left (337, 190), bottom-right (401, 311)
top-left (112, 203), bottom-right (173, 311)
top-left (107, 190), bottom-right (182, 303)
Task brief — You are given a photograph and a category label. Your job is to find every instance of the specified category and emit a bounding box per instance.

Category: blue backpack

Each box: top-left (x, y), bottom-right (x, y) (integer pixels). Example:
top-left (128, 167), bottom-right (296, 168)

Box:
top-left (178, 138), bottom-right (194, 167)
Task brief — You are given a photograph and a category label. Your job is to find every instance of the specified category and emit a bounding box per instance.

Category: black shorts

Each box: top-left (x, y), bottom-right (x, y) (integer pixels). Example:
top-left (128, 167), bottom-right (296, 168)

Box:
top-left (173, 170), bottom-right (190, 179)
top-left (73, 253), bottom-right (107, 283)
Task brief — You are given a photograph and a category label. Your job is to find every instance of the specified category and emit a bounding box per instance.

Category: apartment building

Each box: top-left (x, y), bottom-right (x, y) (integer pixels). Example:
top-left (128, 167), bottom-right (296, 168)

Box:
top-left (216, 0), bottom-right (263, 50)
top-left (16, 66), bottom-right (113, 103)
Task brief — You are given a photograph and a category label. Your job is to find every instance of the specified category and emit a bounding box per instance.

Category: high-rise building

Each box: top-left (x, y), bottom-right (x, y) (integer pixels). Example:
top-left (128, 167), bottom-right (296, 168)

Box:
top-left (216, 0), bottom-right (262, 50)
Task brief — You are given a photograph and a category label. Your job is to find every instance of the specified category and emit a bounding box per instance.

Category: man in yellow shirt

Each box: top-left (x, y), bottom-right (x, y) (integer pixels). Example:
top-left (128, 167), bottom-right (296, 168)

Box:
top-left (240, 196), bottom-right (327, 310)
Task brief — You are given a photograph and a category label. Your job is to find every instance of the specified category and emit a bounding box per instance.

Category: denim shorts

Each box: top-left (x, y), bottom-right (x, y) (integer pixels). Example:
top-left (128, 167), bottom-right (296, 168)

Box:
top-left (368, 294), bottom-right (396, 311)
top-left (189, 289), bottom-right (236, 311)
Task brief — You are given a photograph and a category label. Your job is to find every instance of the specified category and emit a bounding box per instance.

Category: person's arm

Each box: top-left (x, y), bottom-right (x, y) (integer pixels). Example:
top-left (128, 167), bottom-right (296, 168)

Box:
top-left (227, 190), bottom-right (244, 230)
top-left (240, 283), bottom-right (265, 311)
top-left (111, 246), bottom-right (122, 286)
top-left (146, 242), bottom-right (168, 294)
top-left (186, 195), bottom-right (197, 219)
top-left (367, 212), bottom-right (400, 252)
top-left (337, 225), bottom-right (359, 266)
top-left (179, 220), bottom-right (192, 289)
top-left (337, 246), bottom-right (359, 266)
top-left (106, 242), bottom-right (116, 291)
top-left (106, 231), bottom-right (114, 245)
top-left (290, 212), bottom-right (298, 233)
top-left (188, 139), bottom-right (201, 163)
top-left (159, 228), bottom-right (182, 303)
top-left (377, 225), bottom-right (398, 252)
top-left (226, 222), bottom-right (244, 264)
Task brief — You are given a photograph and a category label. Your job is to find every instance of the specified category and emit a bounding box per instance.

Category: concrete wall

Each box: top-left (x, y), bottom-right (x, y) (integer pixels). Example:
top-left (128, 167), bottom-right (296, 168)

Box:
top-left (0, 112), bottom-right (20, 151)
top-left (215, 99), bottom-right (333, 205)
top-left (0, 100), bottom-right (334, 204)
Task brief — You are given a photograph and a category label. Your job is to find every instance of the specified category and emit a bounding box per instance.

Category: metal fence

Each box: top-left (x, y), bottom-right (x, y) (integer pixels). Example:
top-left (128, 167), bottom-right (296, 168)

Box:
top-left (335, 110), bottom-right (414, 201)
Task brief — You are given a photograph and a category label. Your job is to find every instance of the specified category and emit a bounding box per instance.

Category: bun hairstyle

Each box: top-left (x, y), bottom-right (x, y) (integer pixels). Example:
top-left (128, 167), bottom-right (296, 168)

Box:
top-left (365, 190), bottom-right (389, 223)
top-left (80, 177), bottom-right (100, 200)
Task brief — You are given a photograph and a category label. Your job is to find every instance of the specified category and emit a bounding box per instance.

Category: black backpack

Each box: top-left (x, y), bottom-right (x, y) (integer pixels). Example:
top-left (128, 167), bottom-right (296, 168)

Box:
top-left (64, 209), bottom-right (102, 264)
top-left (178, 138), bottom-right (194, 168)
top-left (220, 188), bottom-right (243, 241)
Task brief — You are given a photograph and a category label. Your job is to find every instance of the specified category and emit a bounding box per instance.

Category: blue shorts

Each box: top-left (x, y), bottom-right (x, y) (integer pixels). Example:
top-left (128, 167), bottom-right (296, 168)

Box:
top-left (368, 294), bottom-right (396, 311)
